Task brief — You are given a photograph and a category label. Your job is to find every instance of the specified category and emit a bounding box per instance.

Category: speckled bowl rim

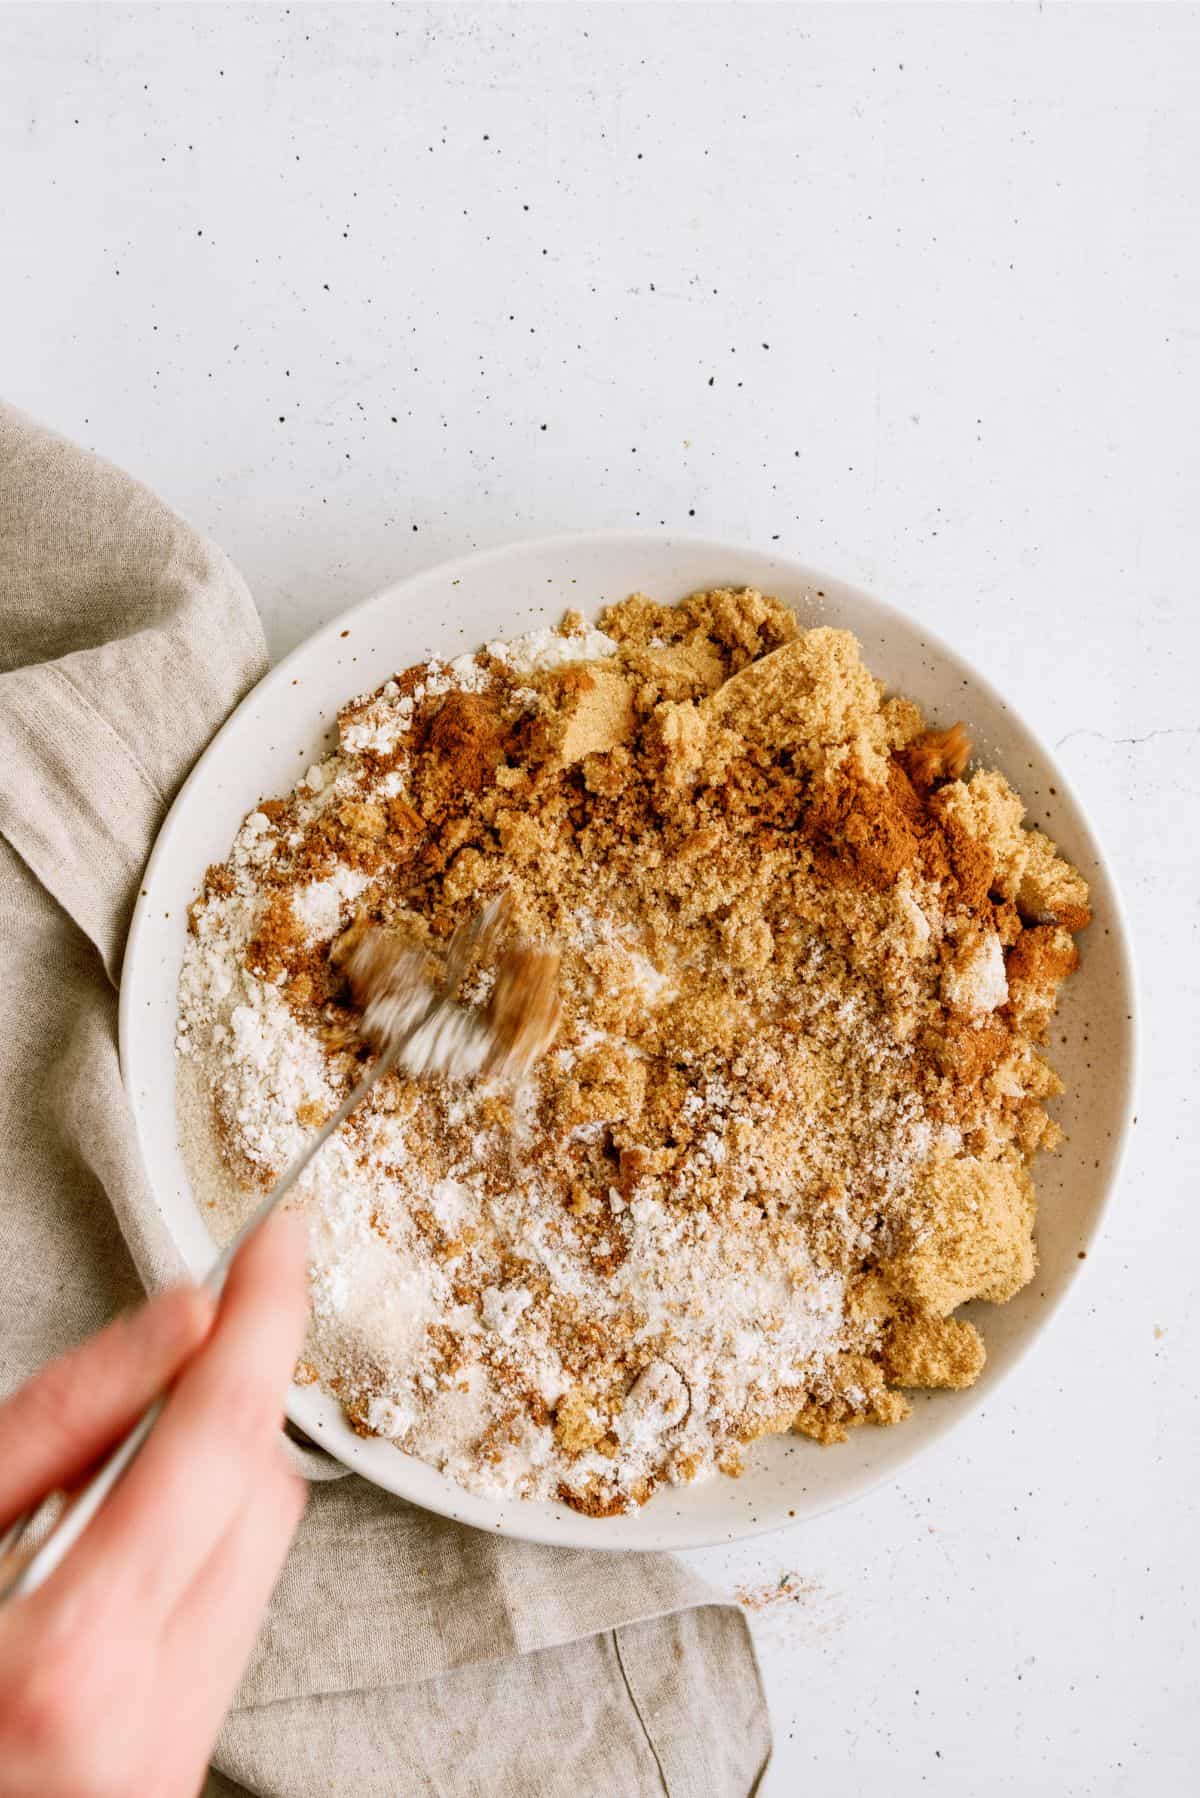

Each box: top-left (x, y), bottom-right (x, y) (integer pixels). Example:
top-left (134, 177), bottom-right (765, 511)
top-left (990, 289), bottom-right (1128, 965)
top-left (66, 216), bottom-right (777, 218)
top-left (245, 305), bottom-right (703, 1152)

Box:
top-left (120, 532), bottom-right (1138, 1551)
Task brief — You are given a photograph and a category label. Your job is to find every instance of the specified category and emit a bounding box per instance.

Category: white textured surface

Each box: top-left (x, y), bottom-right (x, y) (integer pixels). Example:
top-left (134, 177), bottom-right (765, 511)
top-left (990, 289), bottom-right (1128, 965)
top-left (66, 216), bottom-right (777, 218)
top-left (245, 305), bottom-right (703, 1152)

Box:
top-left (2, 6), bottom-right (1196, 1793)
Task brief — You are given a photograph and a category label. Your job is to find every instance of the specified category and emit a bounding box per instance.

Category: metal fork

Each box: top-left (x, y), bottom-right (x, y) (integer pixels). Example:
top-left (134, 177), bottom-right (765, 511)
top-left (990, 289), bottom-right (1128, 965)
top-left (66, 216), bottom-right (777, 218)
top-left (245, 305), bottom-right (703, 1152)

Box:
top-left (0, 900), bottom-right (502, 1605)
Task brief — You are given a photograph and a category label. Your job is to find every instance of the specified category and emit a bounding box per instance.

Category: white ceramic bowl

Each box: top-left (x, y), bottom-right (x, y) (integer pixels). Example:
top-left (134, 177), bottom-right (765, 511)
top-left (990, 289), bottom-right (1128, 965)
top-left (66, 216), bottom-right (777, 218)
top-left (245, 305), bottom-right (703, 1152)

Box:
top-left (120, 533), bottom-right (1137, 1550)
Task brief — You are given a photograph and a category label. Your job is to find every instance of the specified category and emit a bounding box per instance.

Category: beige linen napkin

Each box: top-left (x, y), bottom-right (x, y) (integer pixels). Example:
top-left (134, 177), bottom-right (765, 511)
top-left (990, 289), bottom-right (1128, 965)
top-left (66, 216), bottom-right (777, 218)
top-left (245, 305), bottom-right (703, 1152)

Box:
top-left (0, 403), bottom-right (771, 1797)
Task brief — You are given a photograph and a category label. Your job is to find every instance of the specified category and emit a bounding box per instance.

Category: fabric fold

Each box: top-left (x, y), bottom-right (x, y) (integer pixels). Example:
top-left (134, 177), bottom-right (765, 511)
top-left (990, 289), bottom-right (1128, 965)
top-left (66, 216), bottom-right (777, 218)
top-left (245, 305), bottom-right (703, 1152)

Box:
top-left (0, 662), bottom-right (163, 978)
top-left (0, 401), bottom-right (267, 978)
top-left (238, 1479), bottom-right (730, 1707)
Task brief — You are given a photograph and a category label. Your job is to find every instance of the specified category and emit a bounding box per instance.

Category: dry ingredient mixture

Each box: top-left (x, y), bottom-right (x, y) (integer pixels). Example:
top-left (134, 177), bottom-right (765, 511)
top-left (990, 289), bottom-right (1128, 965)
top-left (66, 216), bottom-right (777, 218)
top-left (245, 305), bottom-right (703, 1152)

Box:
top-left (177, 589), bottom-right (1090, 1515)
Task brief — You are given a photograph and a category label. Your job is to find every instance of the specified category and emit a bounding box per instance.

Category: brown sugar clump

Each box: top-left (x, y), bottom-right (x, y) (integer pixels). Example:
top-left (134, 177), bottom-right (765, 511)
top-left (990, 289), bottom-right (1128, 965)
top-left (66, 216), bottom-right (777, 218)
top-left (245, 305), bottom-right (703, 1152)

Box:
top-left (555, 1041), bottom-right (648, 1131)
top-left (936, 771), bottom-right (1091, 932)
top-left (934, 770), bottom-right (1029, 898)
top-left (624, 638), bottom-right (726, 703)
top-left (553, 1388), bottom-right (606, 1454)
top-left (882, 1313), bottom-right (986, 1389)
top-left (702, 628), bottom-right (888, 779)
top-left (791, 1355), bottom-right (912, 1445)
top-left (338, 799), bottom-right (388, 841)
top-left (599, 584), bottom-right (797, 669)
top-left (539, 668), bottom-right (635, 767)
top-left (1016, 829), bottom-right (1092, 930)
top-left (643, 700), bottom-right (710, 788)
top-left (880, 1152), bottom-right (1036, 1316)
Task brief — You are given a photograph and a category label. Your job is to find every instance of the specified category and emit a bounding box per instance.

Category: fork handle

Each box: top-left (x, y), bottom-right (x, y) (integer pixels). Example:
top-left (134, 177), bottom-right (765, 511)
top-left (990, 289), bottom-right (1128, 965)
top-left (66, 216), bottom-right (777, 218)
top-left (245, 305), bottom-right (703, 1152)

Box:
top-left (0, 1401), bottom-right (164, 1603)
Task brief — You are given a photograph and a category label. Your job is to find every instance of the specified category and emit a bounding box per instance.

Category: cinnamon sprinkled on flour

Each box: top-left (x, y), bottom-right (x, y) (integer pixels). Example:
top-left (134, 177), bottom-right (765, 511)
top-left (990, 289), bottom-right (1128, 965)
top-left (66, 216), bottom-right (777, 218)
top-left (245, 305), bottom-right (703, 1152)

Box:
top-left (177, 591), bottom-right (1089, 1514)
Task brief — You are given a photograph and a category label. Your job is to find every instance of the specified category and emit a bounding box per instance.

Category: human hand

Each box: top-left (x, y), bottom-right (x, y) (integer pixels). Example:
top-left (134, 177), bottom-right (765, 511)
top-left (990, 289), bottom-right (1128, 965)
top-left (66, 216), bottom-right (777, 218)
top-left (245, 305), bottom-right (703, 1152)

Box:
top-left (0, 1209), bottom-right (310, 1797)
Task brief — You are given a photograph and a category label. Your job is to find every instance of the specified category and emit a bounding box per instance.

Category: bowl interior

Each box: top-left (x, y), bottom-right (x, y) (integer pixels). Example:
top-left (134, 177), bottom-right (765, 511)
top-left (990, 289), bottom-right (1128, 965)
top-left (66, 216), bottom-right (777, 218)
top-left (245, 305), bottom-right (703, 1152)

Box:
top-left (120, 533), bottom-right (1136, 1550)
